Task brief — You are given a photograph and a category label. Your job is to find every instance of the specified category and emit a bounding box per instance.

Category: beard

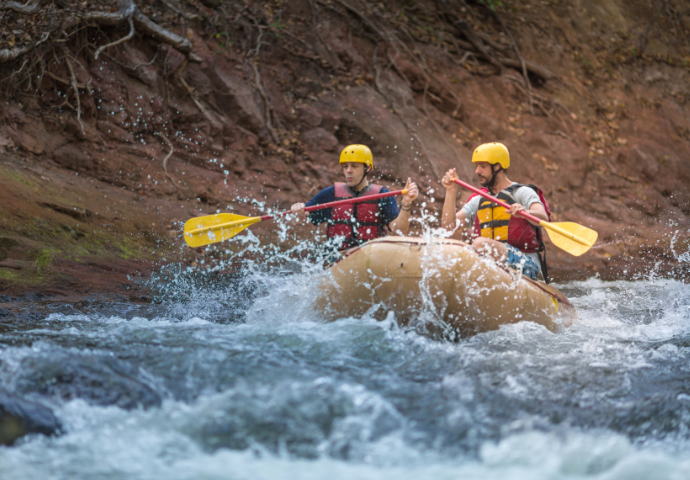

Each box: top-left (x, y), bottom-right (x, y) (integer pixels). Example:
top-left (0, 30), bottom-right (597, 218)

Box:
top-left (478, 175), bottom-right (489, 186)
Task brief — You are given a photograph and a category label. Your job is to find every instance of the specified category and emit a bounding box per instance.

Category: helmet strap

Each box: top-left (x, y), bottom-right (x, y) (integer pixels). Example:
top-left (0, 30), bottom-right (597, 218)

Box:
top-left (352, 165), bottom-right (371, 192)
top-left (486, 164), bottom-right (503, 192)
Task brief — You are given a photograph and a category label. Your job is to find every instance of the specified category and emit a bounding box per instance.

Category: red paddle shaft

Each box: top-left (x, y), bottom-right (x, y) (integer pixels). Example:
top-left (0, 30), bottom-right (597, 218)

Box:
top-left (452, 178), bottom-right (542, 224)
top-left (258, 189), bottom-right (407, 221)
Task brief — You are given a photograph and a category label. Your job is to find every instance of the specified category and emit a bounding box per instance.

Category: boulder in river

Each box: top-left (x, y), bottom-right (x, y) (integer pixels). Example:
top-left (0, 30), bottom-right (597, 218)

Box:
top-left (0, 391), bottom-right (62, 446)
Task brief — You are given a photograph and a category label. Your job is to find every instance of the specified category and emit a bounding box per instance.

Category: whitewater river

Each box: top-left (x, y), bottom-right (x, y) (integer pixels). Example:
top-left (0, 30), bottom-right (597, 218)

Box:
top-left (1, 258), bottom-right (689, 479)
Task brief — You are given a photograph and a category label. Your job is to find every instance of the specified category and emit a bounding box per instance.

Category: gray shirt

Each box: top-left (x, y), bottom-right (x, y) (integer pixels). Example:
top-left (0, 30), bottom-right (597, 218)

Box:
top-left (460, 183), bottom-right (543, 268)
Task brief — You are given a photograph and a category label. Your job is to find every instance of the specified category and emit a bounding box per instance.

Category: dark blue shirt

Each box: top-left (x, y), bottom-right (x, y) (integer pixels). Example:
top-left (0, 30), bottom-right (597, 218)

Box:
top-left (305, 185), bottom-right (400, 227)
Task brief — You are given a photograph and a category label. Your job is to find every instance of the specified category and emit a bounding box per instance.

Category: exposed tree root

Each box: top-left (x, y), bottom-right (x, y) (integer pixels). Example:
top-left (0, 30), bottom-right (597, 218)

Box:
top-left (62, 45), bottom-right (86, 139)
top-left (492, 11), bottom-right (533, 114)
top-left (498, 58), bottom-right (556, 81)
top-left (638, 0), bottom-right (673, 54)
top-left (329, 0), bottom-right (387, 41)
top-left (476, 31), bottom-right (508, 53)
top-left (157, 132), bottom-right (182, 190)
top-left (133, 10), bottom-right (200, 61)
top-left (0, 43), bottom-right (37, 63)
top-left (94, 16), bottom-right (135, 60)
top-left (0, 32), bottom-right (50, 63)
top-left (0, 0), bottom-right (567, 185)
top-left (45, 70), bottom-right (85, 89)
top-left (160, 0), bottom-right (200, 21)
top-left (0, 0), bottom-right (199, 64)
top-left (249, 60), bottom-right (279, 144)
top-left (327, 0), bottom-right (464, 118)
top-left (439, 4), bottom-right (556, 81)
top-left (0, 0), bottom-right (48, 14)
top-left (308, 0), bottom-right (345, 71)
top-left (453, 19), bottom-right (503, 74)
top-left (101, 49), bottom-right (159, 73)
top-left (177, 64), bottom-right (223, 134)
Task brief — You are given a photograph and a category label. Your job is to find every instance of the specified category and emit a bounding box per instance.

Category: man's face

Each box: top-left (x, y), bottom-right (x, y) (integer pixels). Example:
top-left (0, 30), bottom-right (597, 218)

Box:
top-left (341, 162), bottom-right (367, 187)
top-left (475, 162), bottom-right (494, 186)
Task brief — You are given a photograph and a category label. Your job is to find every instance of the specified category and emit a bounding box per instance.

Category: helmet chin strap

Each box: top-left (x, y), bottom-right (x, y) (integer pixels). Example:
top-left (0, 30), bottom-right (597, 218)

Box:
top-left (486, 164), bottom-right (503, 191)
top-left (352, 165), bottom-right (371, 191)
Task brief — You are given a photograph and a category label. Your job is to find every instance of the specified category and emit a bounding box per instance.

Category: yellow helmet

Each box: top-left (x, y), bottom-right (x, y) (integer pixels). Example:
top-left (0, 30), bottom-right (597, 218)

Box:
top-left (340, 144), bottom-right (373, 168)
top-left (472, 142), bottom-right (510, 169)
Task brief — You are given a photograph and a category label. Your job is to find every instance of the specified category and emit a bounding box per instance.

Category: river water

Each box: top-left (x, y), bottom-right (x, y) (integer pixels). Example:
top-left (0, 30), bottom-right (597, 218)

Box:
top-left (1, 242), bottom-right (690, 479)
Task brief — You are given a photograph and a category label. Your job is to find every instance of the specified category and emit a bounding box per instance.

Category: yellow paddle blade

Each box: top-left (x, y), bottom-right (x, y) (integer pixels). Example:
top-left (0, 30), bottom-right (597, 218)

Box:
top-left (541, 221), bottom-right (598, 256)
top-left (183, 213), bottom-right (262, 248)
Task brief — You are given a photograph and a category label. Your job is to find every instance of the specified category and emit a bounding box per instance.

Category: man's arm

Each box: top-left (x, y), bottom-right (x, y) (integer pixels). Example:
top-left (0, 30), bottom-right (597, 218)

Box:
top-left (507, 187), bottom-right (548, 225)
top-left (388, 178), bottom-right (418, 235)
top-left (290, 187), bottom-right (334, 224)
top-left (442, 168), bottom-right (471, 231)
top-left (508, 202), bottom-right (547, 225)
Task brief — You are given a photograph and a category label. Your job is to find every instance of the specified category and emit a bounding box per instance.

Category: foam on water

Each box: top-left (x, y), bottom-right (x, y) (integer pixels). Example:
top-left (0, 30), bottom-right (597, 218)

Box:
top-left (2, 230), bottom-right (690, 479)
top-left (3, 400), bottom-right (690, 480)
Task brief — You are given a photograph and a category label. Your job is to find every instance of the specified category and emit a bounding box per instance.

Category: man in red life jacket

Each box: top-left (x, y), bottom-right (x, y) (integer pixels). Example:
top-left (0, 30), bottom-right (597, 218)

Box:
top-left (441, 142), bottom-right (549, 280)
top-left (291, 144), bottom-right (419, 250)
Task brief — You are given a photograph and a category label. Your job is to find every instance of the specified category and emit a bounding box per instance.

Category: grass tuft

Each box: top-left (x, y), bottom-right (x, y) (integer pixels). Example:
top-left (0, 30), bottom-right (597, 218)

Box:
top-left (34, 249), bottom-right (56, 273)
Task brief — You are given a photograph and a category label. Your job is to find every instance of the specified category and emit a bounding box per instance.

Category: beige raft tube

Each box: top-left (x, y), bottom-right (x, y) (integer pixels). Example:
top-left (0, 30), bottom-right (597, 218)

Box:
top-left (314, 237), bottom-right (576, 337)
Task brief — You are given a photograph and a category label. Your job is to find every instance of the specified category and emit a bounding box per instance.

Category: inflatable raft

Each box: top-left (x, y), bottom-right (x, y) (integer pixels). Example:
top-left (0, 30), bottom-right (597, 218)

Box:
top-left (314, 237), bottom-right (576, 337)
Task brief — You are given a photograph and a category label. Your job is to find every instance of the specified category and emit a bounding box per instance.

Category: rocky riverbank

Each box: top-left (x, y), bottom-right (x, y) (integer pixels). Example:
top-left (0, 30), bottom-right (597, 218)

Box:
top-left (1, 0), bottom-right (689, 300)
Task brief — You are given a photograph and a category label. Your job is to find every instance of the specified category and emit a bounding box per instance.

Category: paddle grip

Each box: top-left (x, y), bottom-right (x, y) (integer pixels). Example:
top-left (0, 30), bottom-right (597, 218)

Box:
top-left (452, 178), bottom-right (542, 225)
top-left (261, 189), bottom-right (407, 221)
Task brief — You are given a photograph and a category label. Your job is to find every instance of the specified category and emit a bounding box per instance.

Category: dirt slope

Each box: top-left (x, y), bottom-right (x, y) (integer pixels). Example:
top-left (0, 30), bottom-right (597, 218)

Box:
top-left (1, 0), bottom-right (689, 297)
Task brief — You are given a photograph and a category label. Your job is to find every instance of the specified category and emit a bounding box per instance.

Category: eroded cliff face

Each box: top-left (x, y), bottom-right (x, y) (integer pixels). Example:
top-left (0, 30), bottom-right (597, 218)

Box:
top-left (1, 0), bottom-right (689, 296)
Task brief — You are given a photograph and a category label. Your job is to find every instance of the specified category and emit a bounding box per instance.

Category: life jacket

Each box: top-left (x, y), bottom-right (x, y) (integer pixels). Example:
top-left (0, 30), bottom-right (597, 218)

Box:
top-left (327, 182), bottom-right (386, 250)
top-left (470, 183), bottom-right (553, 281)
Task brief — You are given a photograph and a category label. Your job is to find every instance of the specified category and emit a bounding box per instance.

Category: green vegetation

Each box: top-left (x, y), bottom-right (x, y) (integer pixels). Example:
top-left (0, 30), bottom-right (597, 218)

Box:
top-left (479, 0), bottom-right (505, 12)
top-left (0, 168), bottom-right (34, 187)
top-left (0, 269), bottom-right (19, 280)
top-left (270, 19), bottom-right (285, 31)
top-left (215, 32), bottom-right (232, 48)
top-left (34, 249), bottom-right (56, 273)
top-left (0, 159), bottom-right (172, 293)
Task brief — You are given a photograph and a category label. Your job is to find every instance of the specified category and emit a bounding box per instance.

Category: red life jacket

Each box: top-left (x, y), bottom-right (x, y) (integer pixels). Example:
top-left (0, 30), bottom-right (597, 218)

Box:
top-left (327, 182), bottom-right (386, 250)
top-left (470, 184), bottom-right (552, 253)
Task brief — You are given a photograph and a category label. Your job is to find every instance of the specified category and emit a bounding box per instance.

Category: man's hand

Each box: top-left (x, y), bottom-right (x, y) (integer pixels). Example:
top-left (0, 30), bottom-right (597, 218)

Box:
top-left (401, 178), bottom-right (418, 209)
top-left (508, 203), bottom-right (525, 216)
top-left (290, 202), bottom-right (307, 222)
top-left (442, 168), bottom-right (458, 192)
top-left (509, 202), bottom-right (547, 225)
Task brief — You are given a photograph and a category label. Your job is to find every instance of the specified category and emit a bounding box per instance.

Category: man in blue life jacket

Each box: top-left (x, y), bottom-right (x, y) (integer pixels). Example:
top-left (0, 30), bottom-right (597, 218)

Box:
top-left (440, 142), bottom-right (549, 280)
top-left (291, 144), bottom-right (419, 250)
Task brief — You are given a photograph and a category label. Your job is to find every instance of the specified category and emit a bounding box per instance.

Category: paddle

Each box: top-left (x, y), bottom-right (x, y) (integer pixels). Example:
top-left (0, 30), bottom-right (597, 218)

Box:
top-left (184, 189), bottom-right (408, 248)
top-left (452, 178), bottom-right (597, 256)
